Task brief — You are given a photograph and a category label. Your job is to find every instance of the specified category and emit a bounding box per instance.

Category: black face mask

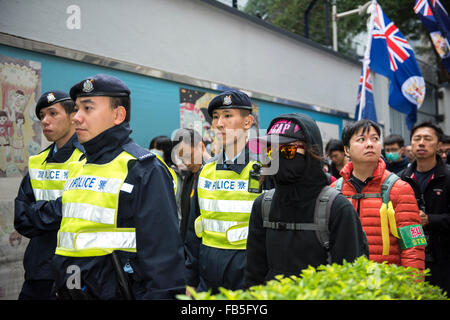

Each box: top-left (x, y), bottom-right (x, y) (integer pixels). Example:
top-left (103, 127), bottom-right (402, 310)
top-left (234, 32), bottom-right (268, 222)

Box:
top-left (274, 153), bottom-right (306, 185)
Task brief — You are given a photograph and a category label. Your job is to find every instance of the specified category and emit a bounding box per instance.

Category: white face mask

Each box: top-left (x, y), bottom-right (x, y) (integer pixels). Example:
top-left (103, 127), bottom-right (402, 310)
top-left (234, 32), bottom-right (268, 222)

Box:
top-left (149, 148), bottom-right (164, 158)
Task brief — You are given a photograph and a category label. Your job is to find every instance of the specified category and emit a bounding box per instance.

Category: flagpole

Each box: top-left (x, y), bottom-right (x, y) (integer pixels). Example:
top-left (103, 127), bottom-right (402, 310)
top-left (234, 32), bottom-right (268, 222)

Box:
top-left (359, 0), bottom-right (377, 121)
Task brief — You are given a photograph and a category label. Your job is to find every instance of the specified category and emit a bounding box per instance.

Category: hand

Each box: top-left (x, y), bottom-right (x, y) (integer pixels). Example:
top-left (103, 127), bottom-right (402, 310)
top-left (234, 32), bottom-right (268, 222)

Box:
top-left (9, 230), bottom-right (22, 247)
top-left (419, 210), bottom-right (428, 226)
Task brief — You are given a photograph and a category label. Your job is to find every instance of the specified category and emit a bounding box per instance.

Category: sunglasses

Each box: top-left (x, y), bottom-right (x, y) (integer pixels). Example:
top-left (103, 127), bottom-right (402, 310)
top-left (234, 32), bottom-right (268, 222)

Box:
top-left (267, 144), bottom-right (304, 160)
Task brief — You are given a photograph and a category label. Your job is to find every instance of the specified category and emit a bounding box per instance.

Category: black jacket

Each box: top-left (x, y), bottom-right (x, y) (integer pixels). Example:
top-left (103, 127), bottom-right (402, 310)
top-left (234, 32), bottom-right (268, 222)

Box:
top-left (179, 170), bottom-right (199, 242)
top-left (398, 158), bottom-right (450, 262)
top-left (51, 123), bottom-right (186, 299)
top-left (14, 134), bottom-right (84, 281)
top-left (245, 113), bottom-right (368, 288)
top-left (386, 155), bottom-right (410, 174)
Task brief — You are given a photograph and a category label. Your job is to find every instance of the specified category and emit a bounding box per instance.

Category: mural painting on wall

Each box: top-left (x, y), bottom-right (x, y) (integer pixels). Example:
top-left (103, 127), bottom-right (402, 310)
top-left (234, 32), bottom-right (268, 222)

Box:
top-left (0, 54), bottom-right (42, 178)
top-left (179, 88), bottom-right (259, 156)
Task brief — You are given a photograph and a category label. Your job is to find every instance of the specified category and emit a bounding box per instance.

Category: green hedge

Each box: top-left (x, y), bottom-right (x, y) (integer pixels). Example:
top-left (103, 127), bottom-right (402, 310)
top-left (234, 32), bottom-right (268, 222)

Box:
top-left (178, 257), bottom-right (447, 300)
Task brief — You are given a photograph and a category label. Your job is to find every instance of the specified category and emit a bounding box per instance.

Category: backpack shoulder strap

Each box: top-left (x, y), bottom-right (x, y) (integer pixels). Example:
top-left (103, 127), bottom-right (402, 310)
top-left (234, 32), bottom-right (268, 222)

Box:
top-left (261, 188), bottom-right (275, 227)
top-left (381, 172), bottom-right (400, 204)
top-left (335, 177), bottom-right (344, 191)
top-left (314, 186), bottom-right (340, 253)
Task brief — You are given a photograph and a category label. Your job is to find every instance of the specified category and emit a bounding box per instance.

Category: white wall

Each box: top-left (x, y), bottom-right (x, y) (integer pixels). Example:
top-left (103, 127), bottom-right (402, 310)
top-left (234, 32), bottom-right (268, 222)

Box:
top-left (439, 85), bottom-right (450, 134)
top-left (0, 0), bottom-right (385, 118)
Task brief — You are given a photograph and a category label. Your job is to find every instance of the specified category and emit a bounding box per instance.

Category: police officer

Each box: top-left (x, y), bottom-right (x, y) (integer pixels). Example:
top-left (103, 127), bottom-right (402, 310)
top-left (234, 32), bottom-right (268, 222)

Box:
top-left (14, 91), bottom-right (84, 300)
top-left (184, 89), bottom-right (262, 293)
top-left (52, 74), bottom-right (185, 299)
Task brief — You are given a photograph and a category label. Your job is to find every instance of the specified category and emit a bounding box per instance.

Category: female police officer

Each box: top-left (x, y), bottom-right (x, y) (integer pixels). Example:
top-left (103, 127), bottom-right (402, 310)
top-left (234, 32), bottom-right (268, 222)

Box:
top-left (52, 74), bottom-right (185, 299)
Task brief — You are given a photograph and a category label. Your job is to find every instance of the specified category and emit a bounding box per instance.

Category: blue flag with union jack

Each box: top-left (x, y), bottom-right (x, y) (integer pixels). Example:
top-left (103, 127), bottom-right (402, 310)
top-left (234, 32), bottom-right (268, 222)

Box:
top-left (369, 2), bottom-right (425, 130)
top-left (414, 0), bottom-right (450, 72)
top-left (355, 67), bottom-right (377, 123)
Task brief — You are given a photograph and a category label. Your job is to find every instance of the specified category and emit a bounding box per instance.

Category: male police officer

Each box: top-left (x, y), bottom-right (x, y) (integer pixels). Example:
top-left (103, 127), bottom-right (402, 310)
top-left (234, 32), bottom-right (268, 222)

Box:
top-left (52, 74), bottom-right (185, 299)
top-left (14, 91), bottom-right (84, 299)
top-left (185, 89), bottom-right (262, 293)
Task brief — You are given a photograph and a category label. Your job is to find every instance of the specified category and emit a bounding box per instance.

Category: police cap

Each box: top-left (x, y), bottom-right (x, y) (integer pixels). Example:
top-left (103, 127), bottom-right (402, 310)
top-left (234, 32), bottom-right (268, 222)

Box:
top-left (69, 74), bottom-right (130, 101)
top-left (207, 89), bottom-right (252, 117)
top-left (35, 90), bottom-right (71, 118)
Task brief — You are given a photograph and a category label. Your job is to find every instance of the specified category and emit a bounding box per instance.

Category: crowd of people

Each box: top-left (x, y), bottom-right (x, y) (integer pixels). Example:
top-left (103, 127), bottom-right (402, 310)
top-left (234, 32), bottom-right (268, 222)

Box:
top-left (13, 73), bottom-right (450, 300)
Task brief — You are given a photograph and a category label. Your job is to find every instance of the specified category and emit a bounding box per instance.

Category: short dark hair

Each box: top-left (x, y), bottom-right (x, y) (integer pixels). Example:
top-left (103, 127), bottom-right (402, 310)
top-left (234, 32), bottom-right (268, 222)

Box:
top-left (239, 109), bottom-right (252, 118)
top-left (110, 96), bottom-right (131, 122)
top-left (325, 139), bottom-right (344, 155)
top-left (149, 135), bottom-right (173, 166)
top-left (60, 99), bottom-right (76, 115)
top-left (410, 121), bottom-right (443, 141)
top-left (439, 134), bottom-right (450, 144)
top-left (172, 128), bottom-right (204, 148)
top-left (342, 119), bottom-right (381, 147)
top-left (384, 134), bottom-right (404, 148)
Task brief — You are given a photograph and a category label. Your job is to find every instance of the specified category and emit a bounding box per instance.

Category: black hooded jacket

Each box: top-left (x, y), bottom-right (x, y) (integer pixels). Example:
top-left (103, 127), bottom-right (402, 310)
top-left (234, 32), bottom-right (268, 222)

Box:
top-left (245, 113), bottom-right (368, 287)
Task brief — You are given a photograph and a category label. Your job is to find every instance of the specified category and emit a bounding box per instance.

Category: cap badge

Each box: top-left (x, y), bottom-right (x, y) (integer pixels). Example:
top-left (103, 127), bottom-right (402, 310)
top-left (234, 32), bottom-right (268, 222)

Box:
top-left (47, 92), bottom-right (56, 103)
top-left (223, 95), bottom-right (232, 106)
top-left (82, 79), bottom-right (94, 93)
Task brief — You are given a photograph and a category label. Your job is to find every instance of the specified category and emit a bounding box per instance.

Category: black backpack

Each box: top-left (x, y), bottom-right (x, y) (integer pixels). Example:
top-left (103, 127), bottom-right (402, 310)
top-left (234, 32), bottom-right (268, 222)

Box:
top-left (261, 186), bottom-right (340, 263)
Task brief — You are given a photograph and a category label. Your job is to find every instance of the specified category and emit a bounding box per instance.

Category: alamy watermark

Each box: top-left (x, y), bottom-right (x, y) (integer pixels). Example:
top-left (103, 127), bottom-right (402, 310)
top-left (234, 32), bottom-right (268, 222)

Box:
top-left (66, 5), bottom-right (81, 30)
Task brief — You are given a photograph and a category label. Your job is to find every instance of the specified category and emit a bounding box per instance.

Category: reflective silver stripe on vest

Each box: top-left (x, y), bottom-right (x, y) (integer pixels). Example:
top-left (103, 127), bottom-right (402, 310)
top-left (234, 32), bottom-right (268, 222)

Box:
top-left (33, 189), bottom-right (63, 201)
top-left (62, 202), bottom-right (116, 225)
top-left (29, 168), bottom-right (68, 181)
top-left (197, 177), bottom-right (249, 192)
top-left (64, 176), bottom-right (123, 193)
top-left (58, 231), bottom-right (136, 250)
top-left (198, 198), bottom-right (254, 213)
top-left (200, 218), bottom-right (249, 243)
top-left (202, 218), bottom-right (240, 233)
top-left (226, 226), bottom-right (248, 243)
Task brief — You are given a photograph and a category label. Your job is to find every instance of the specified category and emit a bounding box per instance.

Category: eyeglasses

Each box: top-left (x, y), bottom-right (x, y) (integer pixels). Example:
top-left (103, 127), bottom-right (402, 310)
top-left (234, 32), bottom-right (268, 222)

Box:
top-left (267, 144), bottom-right (304, 160)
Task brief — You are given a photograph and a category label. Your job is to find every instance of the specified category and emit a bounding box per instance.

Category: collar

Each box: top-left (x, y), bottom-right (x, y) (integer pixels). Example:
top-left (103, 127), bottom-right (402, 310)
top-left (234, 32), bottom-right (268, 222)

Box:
top-left (44, 133), bottom-right (80, 163)
top-left (215, 144), bottom-right (255, 174)
top-left (406, 155), bottom-right (447, 179)
top-left (82, 122), bottom-right (132, 164)
top-left (224, 150), bottom-right (242, 163)
top-left (340, 158), bottom-right (386, 183)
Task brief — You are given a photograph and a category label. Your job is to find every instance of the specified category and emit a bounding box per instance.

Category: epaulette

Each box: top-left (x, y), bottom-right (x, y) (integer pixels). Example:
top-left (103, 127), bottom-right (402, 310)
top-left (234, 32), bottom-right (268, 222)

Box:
top-left (122, 141), bottom-right (155, 162)
top-left (73, 140), bottom-right (86, 154)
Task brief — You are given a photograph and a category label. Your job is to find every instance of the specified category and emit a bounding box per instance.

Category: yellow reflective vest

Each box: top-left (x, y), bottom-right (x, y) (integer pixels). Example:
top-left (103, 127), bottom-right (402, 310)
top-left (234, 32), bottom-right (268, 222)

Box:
top-left (55, 151), bottom-right (137, 257)
top-left (153, 153), bottom-right (178, 195)
top-left (194, 159), bottom-right (262, 250)
top-left (29, 147), bottom-right (84, 201)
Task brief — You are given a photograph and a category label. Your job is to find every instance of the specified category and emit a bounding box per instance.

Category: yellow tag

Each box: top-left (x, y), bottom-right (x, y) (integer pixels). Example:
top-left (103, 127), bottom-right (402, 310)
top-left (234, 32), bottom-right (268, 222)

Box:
top-left (380, 203), bottom-right (390, 256)
top-left (387, 201), bottom-right (399, 238)
top-left (379, 201), bottom-right (399, 256)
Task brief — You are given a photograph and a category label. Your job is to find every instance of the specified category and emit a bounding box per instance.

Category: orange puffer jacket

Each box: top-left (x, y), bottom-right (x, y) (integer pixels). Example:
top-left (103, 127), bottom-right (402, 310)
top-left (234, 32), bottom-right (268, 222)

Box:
top-left (331, 159), bottom-right (425, 271)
